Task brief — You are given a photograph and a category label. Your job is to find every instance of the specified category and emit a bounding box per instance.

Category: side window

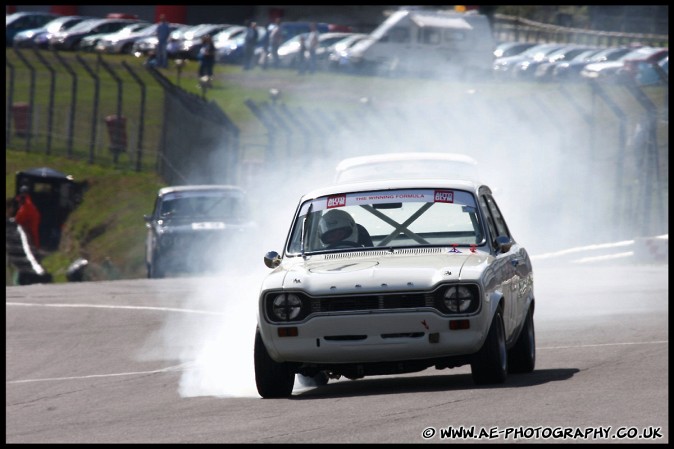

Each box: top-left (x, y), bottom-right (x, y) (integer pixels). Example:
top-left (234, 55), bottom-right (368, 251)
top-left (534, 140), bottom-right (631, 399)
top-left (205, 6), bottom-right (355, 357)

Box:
top-left (478, 195), bottom-right (498, 248)
top-left (444, 30), bottom-right (466, 42)
top-left (389, 27), bottom-right (409, 43)
top-left (419, 27), bottom-right (441, 45)
top-left (484, 194), bottom-right (511, 239)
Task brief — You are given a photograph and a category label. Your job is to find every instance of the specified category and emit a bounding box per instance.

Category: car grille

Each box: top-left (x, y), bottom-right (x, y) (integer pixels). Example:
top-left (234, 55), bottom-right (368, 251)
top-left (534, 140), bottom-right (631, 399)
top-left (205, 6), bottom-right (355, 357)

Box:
top-left (310, 293), bottom-right (432, 313)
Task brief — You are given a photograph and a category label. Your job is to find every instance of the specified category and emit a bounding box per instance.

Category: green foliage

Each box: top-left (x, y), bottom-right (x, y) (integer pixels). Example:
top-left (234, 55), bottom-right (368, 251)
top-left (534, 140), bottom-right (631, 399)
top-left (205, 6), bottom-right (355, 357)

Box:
top-left (6, 149), bottom-right (164, 283)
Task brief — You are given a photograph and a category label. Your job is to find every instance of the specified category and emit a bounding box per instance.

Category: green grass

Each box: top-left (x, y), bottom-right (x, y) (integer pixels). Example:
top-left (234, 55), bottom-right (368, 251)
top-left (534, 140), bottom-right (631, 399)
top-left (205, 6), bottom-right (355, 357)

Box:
top-left (6, 149), bottom-right (165, 282)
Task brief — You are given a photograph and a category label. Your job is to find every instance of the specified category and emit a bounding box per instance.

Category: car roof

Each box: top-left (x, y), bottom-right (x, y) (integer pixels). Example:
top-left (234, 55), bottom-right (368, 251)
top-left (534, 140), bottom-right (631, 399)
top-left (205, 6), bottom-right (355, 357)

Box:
top-left (335, 152), bottom-right (478, 172)
top-left (300, 178), bottom-right (486, 202)
top-left (157, 184), bottom-right (244, 196)
top-left (334, 152), bottom-right (481, 184)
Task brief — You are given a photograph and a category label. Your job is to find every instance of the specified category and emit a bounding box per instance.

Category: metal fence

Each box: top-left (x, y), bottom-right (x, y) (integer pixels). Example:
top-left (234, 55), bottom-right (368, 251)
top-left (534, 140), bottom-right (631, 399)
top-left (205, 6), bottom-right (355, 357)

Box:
top-left (492, 13), bottom-right (669, 48)
top-left (242, 78), bottom-right (668, 247)
top-left (5, 47), bottom-right (668, 245)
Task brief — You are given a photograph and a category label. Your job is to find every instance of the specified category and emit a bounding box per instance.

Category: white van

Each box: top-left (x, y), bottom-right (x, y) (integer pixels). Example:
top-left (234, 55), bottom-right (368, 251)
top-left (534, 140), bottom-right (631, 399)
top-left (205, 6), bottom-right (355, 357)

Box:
top-left (347, 8), bottom-right (495, 79)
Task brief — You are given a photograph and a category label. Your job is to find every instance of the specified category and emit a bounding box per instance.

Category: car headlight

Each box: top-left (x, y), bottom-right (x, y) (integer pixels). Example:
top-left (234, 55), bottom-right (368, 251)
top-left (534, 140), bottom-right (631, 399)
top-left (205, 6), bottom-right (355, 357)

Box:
top-left (442, 285), bottom-right (477, 313)
top-left (265, 292), bottom-right (310, 322)
top-left (272, 293), bottom-right (303, 321)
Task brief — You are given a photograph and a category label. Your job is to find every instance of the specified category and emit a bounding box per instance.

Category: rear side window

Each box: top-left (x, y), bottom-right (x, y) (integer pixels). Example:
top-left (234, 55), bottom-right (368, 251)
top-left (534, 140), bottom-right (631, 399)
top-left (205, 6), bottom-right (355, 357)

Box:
top-left (419, 27), bottom-right (441, 45)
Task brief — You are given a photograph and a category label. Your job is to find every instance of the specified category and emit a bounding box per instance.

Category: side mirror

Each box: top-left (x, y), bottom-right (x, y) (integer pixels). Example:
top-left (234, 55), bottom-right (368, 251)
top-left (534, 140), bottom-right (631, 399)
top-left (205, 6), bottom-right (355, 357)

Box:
top-left (143, 214), bottom-right (153, 223)
top-left (264, 250), bottom-right (281, 269)
top-left (495, 235), bottom-right (513, 253)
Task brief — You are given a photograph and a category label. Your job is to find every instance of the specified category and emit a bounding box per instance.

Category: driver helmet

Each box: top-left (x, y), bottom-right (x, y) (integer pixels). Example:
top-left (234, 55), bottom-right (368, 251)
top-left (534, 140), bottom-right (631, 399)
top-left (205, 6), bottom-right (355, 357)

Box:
top-left (318, 209), bottom-right (357, 245)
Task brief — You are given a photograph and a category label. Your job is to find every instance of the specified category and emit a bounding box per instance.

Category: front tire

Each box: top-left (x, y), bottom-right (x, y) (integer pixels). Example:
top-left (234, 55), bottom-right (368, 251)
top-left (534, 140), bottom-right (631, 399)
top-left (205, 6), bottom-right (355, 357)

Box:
top-left (508, 305), bottom-right (536, 373)
top-left (254, 328), bottom-right (295, 398)
top-left (471, 310), bottom-right (508, 385)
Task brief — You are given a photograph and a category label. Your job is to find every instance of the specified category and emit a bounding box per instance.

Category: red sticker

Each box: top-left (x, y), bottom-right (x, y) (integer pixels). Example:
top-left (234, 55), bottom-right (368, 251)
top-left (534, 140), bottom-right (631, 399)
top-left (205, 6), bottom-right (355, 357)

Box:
top-left (434, 190), bottom-right (454, 203)
top-left (327, 195), bottom-right (346, 208)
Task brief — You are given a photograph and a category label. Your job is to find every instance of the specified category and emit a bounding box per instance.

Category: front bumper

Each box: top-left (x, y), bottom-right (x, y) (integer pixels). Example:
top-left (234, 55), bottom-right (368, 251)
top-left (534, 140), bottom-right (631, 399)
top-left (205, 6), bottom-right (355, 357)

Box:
top-left (260, 309), bottom-right (489, 364)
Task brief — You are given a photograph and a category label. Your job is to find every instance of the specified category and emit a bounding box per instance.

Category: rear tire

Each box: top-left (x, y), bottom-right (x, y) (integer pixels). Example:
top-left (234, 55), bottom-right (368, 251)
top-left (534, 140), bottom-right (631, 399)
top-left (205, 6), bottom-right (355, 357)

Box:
top-left (471, 310), bottom-right (508, 385)
top-left (508, 305), bottom-right (536, 373)
top-left (254, 328), bottom-right (295, 398)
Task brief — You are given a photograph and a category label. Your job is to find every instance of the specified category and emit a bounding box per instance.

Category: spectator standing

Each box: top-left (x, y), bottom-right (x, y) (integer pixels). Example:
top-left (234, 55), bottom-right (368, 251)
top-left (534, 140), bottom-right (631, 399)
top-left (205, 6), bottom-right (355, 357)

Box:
top-left (243, 20), bottom-right (259, 70)
top-left (259, 21), bottom-right (271, 69)
top-left (297, 34), bottom-right (307, 74)
top-left (198, 34), bottom-right (216, 86)
top-left (268, 17), bottom-right (283, 68)
top-left (14, 185), bottom-right (41, 250)
top-left (307, 22), bottom-right (320, 73)
top-left (156, 14), bottom-right (171, 69)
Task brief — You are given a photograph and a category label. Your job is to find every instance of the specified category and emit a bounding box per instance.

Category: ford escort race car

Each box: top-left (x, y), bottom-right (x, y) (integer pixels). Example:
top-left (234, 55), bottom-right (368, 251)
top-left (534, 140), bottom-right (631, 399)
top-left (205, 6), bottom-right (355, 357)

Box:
top-left (255, 178), bottom-right (535, 398)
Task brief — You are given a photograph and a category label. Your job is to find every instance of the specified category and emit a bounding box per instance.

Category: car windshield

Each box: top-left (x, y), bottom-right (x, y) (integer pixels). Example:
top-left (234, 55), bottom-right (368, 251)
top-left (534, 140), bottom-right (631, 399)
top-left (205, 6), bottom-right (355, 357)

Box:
top-left (65, 19), bottom-right (102, 33)
top-left (159, 190), bottom-right (245, 220)
top-left (287, 188), bottom-right (485, 254)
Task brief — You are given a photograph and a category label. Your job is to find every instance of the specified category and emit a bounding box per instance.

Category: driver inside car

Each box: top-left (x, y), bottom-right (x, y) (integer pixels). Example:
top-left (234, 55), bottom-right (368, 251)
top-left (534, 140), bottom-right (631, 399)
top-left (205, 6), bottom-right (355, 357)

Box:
top-left (318, 209), bottom-right (373, 248)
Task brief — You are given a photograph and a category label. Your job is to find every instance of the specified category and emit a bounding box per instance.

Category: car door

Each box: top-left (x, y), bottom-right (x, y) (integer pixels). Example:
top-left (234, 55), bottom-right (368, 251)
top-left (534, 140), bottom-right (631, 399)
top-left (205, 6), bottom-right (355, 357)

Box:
top-left (478, 190), bottom-right (523, 341)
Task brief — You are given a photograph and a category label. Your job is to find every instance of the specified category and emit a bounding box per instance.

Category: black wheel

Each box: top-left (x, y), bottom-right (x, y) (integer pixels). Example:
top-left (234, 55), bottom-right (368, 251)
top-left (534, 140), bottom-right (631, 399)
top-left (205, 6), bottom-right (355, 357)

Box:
top-left (297, 371), bottom-right (329, 387)
top-left (471, 310), bottom-right (507, 385)
top-left (508, 305), bottom-right (536, 373)
top-left (254, 328), bottom-right (295, 398)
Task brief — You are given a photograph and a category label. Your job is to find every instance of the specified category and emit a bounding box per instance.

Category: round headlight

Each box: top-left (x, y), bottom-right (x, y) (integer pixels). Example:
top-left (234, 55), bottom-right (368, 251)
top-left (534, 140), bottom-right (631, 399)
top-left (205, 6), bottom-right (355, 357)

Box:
top-left (443, 286), bottom-right (474, 313)
top-left (272, 293), bottom-right (303, 321)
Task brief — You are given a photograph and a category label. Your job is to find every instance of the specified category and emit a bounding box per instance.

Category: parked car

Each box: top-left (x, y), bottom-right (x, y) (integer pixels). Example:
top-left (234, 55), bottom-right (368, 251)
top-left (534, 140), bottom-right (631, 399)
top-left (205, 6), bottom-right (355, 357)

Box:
top-left (214, 24), bottom-right (266, 65)
top-left (131, 23), bottom-right (187, 57)
top-left (634, 56), bottom-right (668, 86)
top-left (492, 42), bottom-right (566, 80)
top-left (619, 48), bottom-right (668, 83)
top-left (580, 46), bottom-right (668, 83)
top-left (12, 15), bottom-right (87, 48)
top-left (79, 21), bottom-right (150, 52)
top-left (6, 11), bottom-right (58, 46)
top-left (533, 47), bottom-right (600, 82)
top-left (323, 33), bottom-right (369, 71)
top-left (512, 44), bottom-right (595, 80)
top-left (552, 46), bottom-right (631, 82)
top-left (254, 178), bottom-right (536, 398)
top-left (49, 17), bottom-right (140, 51)
top-left (492, 41), bottom-right (537, 59)
top-left (254, 21), bottom-right (331, 66)
top-left (168, 23), bottom-right (233, 60)
top-left (334, 152), bottom-right (481, 184)
top-left (143, 185), bottom-right (256, 278)
top-left (94, 21), bottom-right (157, 54)
top-left (275, 31), bottom-right (356, 69)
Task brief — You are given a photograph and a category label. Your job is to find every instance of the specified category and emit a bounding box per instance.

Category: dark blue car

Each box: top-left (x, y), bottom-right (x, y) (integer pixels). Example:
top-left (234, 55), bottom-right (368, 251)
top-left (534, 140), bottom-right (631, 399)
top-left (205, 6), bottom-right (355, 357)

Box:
top-left (6, 11), bottom-right (58, 46)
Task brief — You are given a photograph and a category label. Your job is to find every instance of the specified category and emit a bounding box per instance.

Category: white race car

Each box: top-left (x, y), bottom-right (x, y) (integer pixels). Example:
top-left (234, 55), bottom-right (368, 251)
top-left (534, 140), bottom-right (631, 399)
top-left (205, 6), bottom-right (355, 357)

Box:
top-left (255, 178), bottom-right (535, 398)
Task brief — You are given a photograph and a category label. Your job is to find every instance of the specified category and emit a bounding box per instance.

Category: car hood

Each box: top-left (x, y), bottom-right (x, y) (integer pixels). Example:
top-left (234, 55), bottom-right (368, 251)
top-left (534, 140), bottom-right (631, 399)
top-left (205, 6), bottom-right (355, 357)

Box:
top-left (262, 249), bottom-right (491, 295)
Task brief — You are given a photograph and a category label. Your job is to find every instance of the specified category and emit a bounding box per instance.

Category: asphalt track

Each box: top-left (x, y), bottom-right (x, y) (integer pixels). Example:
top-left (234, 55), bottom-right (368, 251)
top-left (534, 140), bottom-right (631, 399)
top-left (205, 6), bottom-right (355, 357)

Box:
top-left (6, 247), bottom-right (668, 443)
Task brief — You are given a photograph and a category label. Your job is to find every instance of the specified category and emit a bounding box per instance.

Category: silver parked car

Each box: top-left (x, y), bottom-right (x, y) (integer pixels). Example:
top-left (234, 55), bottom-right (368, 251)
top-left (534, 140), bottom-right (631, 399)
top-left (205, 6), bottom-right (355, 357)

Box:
top-left (255, 177), bottom-right (536, 398)
top-left (94, 21), bottom-right (158, 54)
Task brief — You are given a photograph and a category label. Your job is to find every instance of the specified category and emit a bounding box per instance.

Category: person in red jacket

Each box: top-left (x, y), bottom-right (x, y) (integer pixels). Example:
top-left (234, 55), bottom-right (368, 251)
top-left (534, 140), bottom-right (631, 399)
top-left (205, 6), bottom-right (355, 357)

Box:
top-left (14, 185), bottom-right (41, 250)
